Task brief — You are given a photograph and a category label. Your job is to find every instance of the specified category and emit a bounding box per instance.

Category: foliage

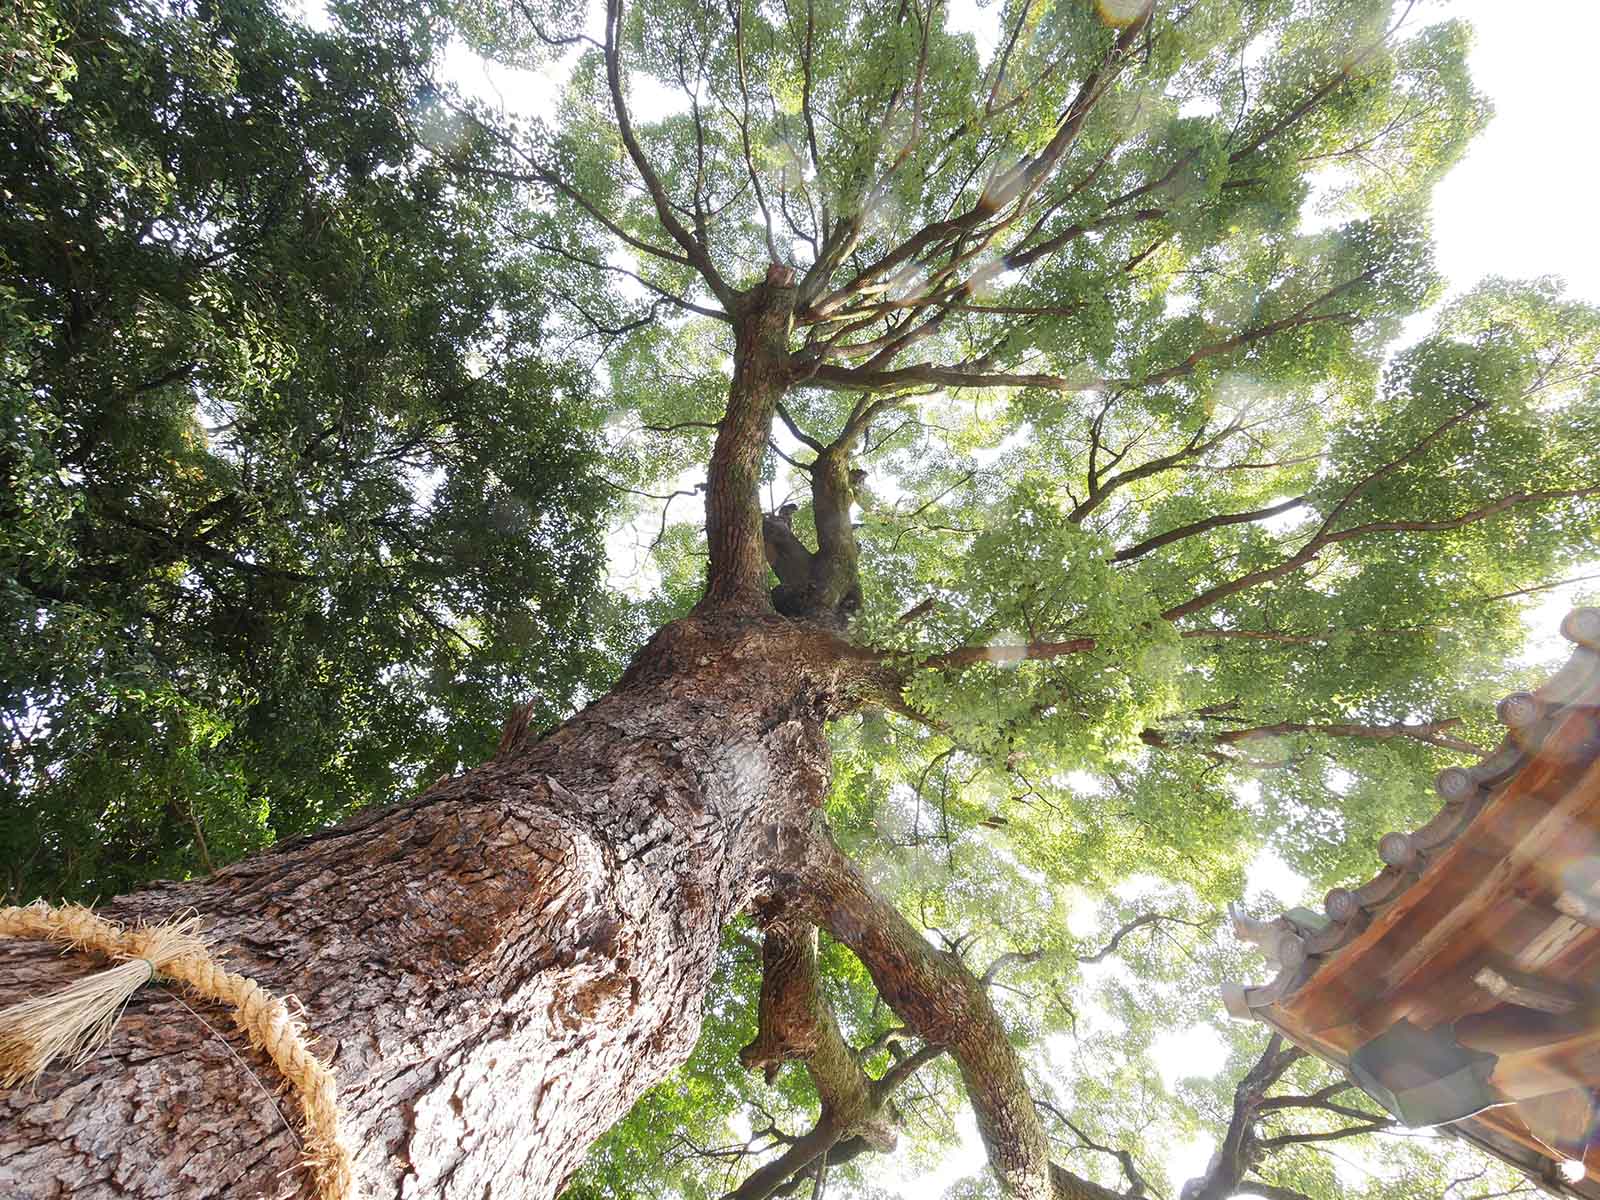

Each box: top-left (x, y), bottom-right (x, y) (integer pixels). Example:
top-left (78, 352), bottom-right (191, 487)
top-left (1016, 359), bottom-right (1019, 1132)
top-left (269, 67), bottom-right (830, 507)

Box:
top-left (438, 0), bottom-right (1593, 1196)
top-left (0, 0), bottom-right (630, 901)
top-left (8, 0), bottom-right (1599, 1197)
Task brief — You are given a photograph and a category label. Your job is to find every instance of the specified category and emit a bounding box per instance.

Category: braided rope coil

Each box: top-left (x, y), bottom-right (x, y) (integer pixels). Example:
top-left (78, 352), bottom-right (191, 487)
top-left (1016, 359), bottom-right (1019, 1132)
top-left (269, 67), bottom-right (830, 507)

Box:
top-left (0, 903), bottom-right (356, 1200)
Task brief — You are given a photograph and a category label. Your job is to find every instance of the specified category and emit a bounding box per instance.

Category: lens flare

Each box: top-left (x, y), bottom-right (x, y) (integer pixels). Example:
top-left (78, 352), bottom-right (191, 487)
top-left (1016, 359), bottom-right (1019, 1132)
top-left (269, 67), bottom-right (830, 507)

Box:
top-left (1096, 0), bottom-right (1150, 28)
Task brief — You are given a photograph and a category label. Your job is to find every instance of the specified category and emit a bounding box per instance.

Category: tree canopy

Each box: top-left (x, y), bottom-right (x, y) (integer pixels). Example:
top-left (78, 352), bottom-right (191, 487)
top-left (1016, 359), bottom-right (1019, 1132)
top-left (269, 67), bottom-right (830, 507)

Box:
top-left (5, 0), bottom-right (1599, 1198)
top-left (2, 0), bottom-right (631, 901)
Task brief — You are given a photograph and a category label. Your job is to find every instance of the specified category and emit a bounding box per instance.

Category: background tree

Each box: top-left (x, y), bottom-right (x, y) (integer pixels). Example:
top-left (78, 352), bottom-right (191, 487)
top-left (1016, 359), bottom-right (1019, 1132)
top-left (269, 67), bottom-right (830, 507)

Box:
top-left (1, 0), bottom-right (628, 901)
top-left (2, 0), bottom-right (1597, 1198)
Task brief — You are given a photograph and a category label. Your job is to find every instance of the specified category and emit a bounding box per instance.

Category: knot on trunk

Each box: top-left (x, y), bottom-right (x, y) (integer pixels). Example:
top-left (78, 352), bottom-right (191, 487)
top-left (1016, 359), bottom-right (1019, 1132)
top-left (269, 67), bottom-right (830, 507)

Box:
top-left (760, 457), bottom-right (863, 628)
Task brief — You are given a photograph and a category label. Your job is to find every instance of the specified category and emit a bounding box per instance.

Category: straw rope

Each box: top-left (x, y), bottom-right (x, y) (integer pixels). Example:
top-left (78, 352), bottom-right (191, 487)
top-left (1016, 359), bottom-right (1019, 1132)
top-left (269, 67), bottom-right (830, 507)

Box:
top-left (0, 902), bottom-right (356, 1200)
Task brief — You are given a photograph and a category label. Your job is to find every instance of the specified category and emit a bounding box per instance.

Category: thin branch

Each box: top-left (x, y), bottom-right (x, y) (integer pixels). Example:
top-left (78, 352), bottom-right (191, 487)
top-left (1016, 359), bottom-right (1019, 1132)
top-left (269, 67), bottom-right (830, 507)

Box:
top-left (1141, 717), bottom-right (1485, 758)
top-left (916, 637), bottom-right (1098, 673)
top-left (1258, 1120), bottom-right (1393, 1150)
top-left (1077, 912), bottom-right (1208, 964)
top-left (775, 401), bottom-right (827, 453)
top-left (603, 0), bottom-right (735, 306)
top-left (1112, 497), bottom-right (1308, 563)
top-left (1162, 483), bottom-right (1600, 622)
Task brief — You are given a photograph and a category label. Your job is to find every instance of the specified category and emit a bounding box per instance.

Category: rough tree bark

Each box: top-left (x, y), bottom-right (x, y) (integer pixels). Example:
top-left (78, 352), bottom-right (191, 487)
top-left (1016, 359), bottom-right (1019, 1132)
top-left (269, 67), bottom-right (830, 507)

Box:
top-left (0, 612), bottom-right (868, 1199)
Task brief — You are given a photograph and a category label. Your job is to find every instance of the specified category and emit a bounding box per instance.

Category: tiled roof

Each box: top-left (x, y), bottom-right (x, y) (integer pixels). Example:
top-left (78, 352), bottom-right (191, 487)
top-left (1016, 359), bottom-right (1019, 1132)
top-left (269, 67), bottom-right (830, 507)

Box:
top-left (1220, 608), bottom-right (1600, 1197)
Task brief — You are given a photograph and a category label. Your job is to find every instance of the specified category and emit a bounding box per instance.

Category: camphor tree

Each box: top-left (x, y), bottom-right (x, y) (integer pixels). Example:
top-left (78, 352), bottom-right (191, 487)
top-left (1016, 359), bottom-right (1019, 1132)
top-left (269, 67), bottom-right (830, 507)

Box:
top-left (2, 0), bottom-right (1599, 1198)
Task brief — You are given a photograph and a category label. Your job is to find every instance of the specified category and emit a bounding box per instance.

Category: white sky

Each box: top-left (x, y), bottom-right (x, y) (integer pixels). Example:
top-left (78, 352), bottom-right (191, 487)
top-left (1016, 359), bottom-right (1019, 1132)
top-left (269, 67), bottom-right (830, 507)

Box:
top-left (1431, 1), bottom-right (1600, 305)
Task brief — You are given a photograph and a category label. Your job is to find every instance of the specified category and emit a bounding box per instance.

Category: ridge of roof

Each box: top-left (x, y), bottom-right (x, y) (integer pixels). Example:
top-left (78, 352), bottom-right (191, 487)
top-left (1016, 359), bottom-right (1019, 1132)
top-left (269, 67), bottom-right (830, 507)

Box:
top-left (1220, 607), bottom-right (1600, 1023)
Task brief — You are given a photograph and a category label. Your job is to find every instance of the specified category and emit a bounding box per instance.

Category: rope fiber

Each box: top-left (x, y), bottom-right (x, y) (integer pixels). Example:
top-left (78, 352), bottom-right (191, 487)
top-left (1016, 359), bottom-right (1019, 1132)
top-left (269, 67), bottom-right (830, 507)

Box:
top-left (0, 902), bottom-right (356, 1200)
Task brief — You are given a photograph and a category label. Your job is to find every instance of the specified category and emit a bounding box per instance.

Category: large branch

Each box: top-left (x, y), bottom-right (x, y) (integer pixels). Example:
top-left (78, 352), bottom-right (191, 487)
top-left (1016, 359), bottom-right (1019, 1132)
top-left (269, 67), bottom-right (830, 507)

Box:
top-left (883, 412), bottom-right (1594, 683)
top-left (880, 634), bottom-right (1484, 774)
top-left (1183, 1033), bottom-right (1395, 1200)
top-left (916, 637), bottom-right (1098, 672)
top-left (1111, 496), bottom-right (1308, 563)
top-left (1258, 1120), bottom-right (1393, 1149)
top-left (1152, 390), bottom-right (1499, 618)
top-left (729, 914), bottom-right (938, 1200)
top-left (796, 4), bottom-right (1405, 364)
top-left (738, 920), bottom-right (871, 1108)
top-left (757, 447), bottom-right (865, 624)
top-left (808, 284), bottom-right (1359, 400)
top-left (1141, 717), bottom-right (1485, 758)
top-left (700, 267), bottom-right (799, 611)
top-left (1181, 1034), bottom-right (1303, 1200)
top-left (726, 1121), bottom-right (843, 1200)
top-left (1175, 626), bottom-right (1432, 646)
top-left (805, 360), bottom-right (1099, 394)
top-left (785, 835), bottom-right (1126, 1200)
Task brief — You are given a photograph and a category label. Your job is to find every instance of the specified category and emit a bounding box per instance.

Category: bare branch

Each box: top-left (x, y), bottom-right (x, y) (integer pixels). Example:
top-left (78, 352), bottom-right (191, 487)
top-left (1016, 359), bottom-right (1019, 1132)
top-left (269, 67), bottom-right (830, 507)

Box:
top-left (917, 637), bottom-right (1098, 673)
top-left (1162, 483), bottom-right (1600, 623)
top-left (1112, 497), bottom-right (1308, 564)
top-left (1257, 1120), bottom-right (1393, 1150)
top-left (1141, 717), bottom-right (1485, 759)
top-left (603, 0), bottom-right (735, 306)
top-left (1036, 1098), bottom-right (1152, 1198)
top-left (1077, 912), bottom-right (1209, 964)
top-left (774, 401), bottom-right (826, 453)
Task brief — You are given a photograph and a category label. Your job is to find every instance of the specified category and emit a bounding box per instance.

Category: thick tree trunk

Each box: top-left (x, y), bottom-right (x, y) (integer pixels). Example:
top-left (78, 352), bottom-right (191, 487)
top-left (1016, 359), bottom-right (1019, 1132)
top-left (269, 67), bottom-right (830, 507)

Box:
top-left (2, 272), bottom-right (1115, 1200)
top-left (699, 267), bottom-right (797, 613)
top-left (0, 615), bottom-right (846, 1200)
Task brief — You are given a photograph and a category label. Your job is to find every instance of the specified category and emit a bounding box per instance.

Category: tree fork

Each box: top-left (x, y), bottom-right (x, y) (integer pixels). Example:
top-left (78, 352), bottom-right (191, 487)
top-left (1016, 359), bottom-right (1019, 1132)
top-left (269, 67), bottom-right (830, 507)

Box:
top-left (760, 448), bottom-right (864, 626)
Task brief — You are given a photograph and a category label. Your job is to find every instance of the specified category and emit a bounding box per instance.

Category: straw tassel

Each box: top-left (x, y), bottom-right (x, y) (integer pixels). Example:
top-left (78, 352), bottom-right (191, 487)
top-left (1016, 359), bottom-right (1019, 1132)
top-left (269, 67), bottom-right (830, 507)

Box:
top-left (0, 902), bottom-right (357, 1199)
top-left (0, 905), bottom-right (206, 1086)
top-left (1, 956), bottom-right (155, 1085)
